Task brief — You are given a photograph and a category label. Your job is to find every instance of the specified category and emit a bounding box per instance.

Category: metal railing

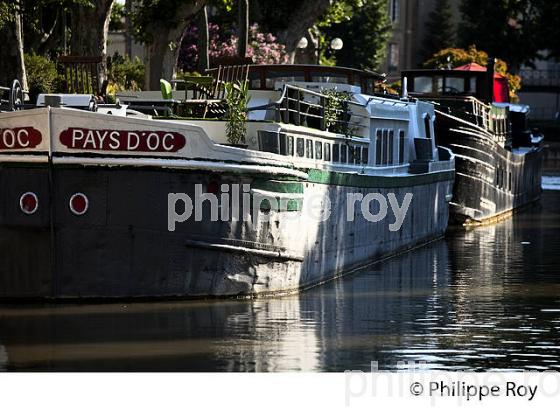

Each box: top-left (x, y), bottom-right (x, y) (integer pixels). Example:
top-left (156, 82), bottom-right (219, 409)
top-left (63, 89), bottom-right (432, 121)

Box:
top-left (248, 84), bottom-right (368, 137)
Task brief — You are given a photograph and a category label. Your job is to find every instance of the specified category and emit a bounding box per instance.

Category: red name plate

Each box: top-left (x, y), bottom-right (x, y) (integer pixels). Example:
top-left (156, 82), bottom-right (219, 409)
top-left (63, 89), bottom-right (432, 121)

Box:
top-left (0, 127), bottom-right (42, 149)
top-left (59, 128), bottom-right (186, 152)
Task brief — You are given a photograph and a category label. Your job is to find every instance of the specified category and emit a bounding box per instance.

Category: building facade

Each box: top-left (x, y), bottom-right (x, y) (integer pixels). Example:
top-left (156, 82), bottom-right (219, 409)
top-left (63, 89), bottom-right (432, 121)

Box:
top-left (380, 0), bottom-right (460, 80)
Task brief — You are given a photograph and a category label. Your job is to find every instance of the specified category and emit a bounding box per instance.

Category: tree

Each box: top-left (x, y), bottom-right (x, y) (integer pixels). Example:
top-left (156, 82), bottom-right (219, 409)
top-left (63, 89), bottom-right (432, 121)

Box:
top-left (70, 0), bottom-right (115, 83)
top-left (422, 0), bottom-right (456, 62)
top-left (321, 0), bottom-right (392, 70)
top-left (423, 46), bottom-right (522, 101)
top-left (237, 0), bottom-right (248, 58)
top-left (257, 0), bottom-right (332, 62)
top-left (0, 1), bottom-right (27, 89)
top-left (197, 5), bottom-right (209, 71)
top-left (132, 0), bottom-right (207, 90)
top-left (534, 1), bottom-right (560, 60)
top-left (458, 0), bottom-right (541, 71)
top-left (177, 22), bottom-right (288, 72)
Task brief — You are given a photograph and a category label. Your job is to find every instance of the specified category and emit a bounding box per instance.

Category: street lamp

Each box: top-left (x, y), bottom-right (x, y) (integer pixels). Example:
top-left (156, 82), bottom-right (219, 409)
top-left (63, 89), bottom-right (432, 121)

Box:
top-left (297, 36), bottom-right (343, 65)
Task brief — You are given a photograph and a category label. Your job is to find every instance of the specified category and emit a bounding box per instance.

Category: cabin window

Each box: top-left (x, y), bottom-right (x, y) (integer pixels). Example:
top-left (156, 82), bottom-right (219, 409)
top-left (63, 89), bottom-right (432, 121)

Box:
top-left (315, 141), bottom-right (323, 160)
top-left (375, 129), bottom-right (383, 165)
top-left (348, 146), bottom-right (355, 163)
top-left (388, 130), bottom-right (395, 165)
top-left (296, 138), bottom-right (305, 157)
top-left (414, 77), bottom-right (433, 93)
top-left (398, 130), bottom-right (406, 164)
top-left (355, 146), bottom-right (362, 164)
top-left (382, 129), bottom-right (389, 165)
top-left (362, 147), bottom-right (369, 165)
top-left (311, 72), bottom-right (348, 84)
top-left (424, 115), bottom-right (432, 139)
top-left (279, 133), bottom-right (288, 155)
top-left (341, 144), bottom-right (347, 163)
top-left (248, 72), bottom-right (261, 89)
top-left (265, 70), bottom-right (306, 89)
top-left (306, 139), bottom-right (313, 158)
top-left (324, 143), bottom-right (331, 161)
top-left (469, 76), bottom-right (477, 93)
top-left (333, 144), bottom-right (340, 162)
top-left (508, 172), bottom-right (512, 192)
top-left (288, 136), bottom-right (294, 156)
top-left (445, 77), bottom-right (465, 93)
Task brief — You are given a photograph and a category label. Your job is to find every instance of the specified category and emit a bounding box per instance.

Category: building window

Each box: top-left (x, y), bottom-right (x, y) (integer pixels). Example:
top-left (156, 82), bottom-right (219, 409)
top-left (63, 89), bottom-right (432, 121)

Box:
top-left (388, 43), bottom-right (399, 72)
top-left (389, 0), bottom-right (399, 23)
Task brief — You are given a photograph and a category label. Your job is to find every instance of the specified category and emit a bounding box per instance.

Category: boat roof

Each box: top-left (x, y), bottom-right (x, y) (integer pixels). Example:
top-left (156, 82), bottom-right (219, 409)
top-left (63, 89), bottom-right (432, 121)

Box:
top-left (207, 64), bottom-right (386, 93)
top-left (494, 103), bottom-right (530, 113)
top-left (402, 68), bottom-right (489, 77)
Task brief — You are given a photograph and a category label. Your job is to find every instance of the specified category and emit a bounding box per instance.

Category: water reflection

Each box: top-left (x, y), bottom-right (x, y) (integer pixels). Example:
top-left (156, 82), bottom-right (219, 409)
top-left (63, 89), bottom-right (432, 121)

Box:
top-left (0, 191), bottom-right (559, 371)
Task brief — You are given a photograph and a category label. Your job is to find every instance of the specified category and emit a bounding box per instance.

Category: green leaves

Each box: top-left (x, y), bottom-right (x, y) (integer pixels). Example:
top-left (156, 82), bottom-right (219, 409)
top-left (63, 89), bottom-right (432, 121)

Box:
top-left (225, 80), bottom-right (250, 145)
top-left (320, 0), bottom-right (391, 71)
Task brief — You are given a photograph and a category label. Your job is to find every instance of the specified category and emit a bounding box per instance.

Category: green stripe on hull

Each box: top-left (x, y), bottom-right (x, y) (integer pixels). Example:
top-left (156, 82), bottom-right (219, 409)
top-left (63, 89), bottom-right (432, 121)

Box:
top-left (252, 179), bottom-right (304, 194)
top-left (306, 168), bottom-right (455, 188)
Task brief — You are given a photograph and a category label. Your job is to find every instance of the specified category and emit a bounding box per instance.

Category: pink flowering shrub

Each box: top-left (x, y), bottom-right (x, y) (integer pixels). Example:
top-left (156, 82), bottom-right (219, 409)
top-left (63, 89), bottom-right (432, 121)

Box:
top-left (179, 23), bottom-right (289, 71)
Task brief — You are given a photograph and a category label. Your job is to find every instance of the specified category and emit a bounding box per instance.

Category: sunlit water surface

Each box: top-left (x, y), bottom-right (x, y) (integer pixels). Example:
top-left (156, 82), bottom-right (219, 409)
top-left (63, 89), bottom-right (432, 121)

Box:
top-left (1, 178), bottom-right (560, 371)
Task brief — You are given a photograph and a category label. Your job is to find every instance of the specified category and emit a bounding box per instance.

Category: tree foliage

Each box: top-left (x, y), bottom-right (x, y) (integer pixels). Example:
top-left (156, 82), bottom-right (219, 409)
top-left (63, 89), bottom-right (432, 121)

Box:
top-left (321, 0), bottom-right (391, 70)
top-left (422, 0), bottom-right (456, 61)
top-left (423, 46), bottom-right (522, 100)
top-left (458, 0), bottom-right (541, 70)
top-left (534, 0), bottom-right (560, 59)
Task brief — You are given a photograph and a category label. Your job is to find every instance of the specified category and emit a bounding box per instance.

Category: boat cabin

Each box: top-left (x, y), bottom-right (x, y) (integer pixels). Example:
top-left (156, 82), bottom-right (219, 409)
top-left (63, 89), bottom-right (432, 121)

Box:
top-left (402, 64), bottom-right (509, 104)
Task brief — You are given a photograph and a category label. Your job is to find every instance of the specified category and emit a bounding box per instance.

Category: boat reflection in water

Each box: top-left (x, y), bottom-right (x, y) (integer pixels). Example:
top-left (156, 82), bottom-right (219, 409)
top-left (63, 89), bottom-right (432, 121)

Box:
top-left (0, 190), bottom-right (559, 371)
top-left (0, 240), bottom-right (448, 371)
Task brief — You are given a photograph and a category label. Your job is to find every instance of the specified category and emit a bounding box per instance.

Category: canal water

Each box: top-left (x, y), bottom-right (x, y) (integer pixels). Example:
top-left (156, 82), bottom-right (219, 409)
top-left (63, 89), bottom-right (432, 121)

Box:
top-left (1, 179), bottom-right (560, 372)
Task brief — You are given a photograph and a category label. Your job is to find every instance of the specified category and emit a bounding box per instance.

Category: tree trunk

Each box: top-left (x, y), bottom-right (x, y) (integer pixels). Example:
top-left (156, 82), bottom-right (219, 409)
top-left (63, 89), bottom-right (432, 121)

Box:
top-left (70, 0), bottom-right (114, 83)
top-left (237, 0), bottom-right (249, 58)
top-left (0, 6), bottom-right (27, 90)
top-left (144, 0), bottom-right (206, 90)
top-left (197, 6), bottom-right (209, 72)
top-left (124, 0), bottom-right (132, 58)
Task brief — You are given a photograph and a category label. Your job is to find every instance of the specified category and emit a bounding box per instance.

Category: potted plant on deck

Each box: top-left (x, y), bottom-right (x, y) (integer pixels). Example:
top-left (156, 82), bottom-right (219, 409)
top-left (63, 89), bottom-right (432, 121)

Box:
top-left (225, 81), bottom-right (251, 147)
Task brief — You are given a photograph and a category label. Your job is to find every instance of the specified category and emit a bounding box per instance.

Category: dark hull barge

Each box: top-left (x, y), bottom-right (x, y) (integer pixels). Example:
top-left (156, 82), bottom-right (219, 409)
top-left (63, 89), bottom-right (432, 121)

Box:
top-left (403, 64), bottom-right (543, 225)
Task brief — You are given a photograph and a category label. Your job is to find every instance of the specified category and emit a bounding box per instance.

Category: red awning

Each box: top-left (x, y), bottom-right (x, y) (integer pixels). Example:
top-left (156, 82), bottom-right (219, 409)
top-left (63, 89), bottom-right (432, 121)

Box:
top-left (453, 63), bottom-right (509, 102)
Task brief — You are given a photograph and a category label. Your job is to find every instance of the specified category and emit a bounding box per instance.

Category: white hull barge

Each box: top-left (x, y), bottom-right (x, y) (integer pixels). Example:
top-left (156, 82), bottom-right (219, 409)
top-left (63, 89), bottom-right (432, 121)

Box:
top-left (0, 65), bottom-right (454, 299)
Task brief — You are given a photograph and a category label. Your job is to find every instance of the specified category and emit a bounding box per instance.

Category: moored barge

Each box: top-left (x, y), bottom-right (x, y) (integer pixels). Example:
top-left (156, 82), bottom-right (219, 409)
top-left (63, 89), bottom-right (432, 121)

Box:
top-left (402, 63), bottom-right (543, 225)
top-left (0, 65), bottom-right (454, 299)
